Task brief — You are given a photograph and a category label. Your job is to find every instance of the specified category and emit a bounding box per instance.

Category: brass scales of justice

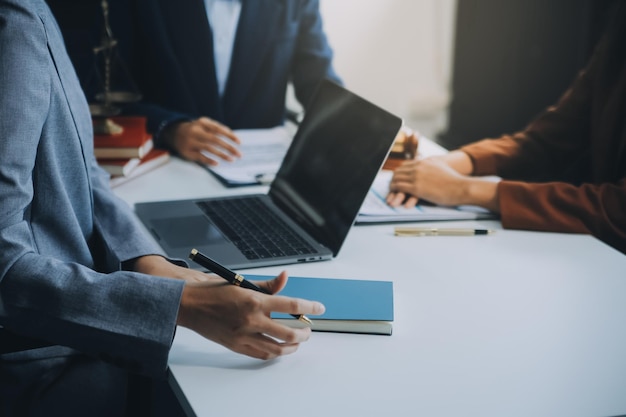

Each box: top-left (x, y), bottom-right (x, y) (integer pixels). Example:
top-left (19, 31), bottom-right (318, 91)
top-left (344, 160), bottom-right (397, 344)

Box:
top-left (89, 0), bottom-right (142, 135)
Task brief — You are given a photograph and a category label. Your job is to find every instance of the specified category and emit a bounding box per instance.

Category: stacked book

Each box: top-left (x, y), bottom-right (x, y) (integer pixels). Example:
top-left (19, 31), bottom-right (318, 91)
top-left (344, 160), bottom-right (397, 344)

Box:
top-left (93, 116), bottom-right (169, 187)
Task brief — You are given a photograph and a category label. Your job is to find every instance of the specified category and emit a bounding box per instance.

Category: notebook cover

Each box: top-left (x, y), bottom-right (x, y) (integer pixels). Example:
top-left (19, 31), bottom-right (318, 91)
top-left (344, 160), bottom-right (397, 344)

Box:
top-left (247, 275), bottom-right (394, 334)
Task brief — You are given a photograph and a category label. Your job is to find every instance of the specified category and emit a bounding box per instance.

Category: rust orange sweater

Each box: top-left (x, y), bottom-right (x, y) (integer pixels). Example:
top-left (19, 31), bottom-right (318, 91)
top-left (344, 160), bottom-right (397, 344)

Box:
top-left (460, 6), bottom-right (626, 254)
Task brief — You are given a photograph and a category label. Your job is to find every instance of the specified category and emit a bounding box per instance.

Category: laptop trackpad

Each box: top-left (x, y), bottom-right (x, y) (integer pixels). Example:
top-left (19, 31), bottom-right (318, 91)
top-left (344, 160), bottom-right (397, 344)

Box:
top-left (152, 216), bottom-right (223, 248)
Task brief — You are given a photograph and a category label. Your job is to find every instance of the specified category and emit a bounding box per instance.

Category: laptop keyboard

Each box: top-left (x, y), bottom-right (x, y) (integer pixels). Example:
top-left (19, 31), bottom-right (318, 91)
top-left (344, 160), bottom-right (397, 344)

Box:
top-left (197, 196), bottom-right (318, 260)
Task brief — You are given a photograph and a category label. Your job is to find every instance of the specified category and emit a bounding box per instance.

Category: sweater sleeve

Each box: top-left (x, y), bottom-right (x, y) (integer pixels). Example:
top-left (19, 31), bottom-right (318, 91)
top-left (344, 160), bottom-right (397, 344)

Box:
top-left (460, 58), bottom-right (595, 182)
top-left (459, 33), bottom-right (626, 253)
top-left (496, 180), bottom-right (626, 253)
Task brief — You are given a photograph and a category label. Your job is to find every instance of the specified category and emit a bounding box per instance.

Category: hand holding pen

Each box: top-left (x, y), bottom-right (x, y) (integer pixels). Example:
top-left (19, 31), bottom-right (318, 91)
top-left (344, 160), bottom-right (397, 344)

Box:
top-left (189, 249), bottom-right (316, 325)
top-left (175, 250), bottom-right (325, 360)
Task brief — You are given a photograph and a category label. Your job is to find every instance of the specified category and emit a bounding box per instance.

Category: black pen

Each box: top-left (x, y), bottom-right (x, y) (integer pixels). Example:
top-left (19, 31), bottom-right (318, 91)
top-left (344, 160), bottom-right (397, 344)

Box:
top-left (188, 248), bottom-right (312, 325)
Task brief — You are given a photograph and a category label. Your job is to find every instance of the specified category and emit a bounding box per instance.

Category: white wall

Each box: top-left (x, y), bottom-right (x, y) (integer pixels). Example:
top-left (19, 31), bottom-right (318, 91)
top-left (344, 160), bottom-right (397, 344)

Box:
top-left (318, 0), bottom-right (457, 138)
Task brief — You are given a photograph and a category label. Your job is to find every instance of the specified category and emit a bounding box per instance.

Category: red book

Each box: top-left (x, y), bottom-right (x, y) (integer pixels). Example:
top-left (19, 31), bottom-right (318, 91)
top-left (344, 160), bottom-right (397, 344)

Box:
top-left (109, 149), bottom-right (170, 188)
top-left (93, 116), bottom-right (153, 159)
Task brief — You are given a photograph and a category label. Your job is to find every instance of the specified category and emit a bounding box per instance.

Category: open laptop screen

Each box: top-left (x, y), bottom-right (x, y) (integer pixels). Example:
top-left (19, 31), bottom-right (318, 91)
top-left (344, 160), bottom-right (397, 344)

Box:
top-left (269, 80), bottom-right (402, 256)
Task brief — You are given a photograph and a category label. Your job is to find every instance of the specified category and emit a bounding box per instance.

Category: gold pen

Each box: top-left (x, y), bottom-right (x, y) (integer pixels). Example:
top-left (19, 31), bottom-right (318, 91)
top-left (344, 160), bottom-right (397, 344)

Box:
top-left (394, 227), bottom-right (496, 237)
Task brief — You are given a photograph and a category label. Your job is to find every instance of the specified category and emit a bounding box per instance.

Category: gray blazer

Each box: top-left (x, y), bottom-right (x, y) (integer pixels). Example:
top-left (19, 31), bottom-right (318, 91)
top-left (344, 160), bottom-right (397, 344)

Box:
top-left (0, 0), bottom-right (184, 405)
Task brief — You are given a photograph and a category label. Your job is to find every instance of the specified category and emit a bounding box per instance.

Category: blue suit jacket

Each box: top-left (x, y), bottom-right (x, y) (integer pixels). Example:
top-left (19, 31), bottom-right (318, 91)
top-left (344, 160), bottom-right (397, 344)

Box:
top-left (107, 0), bottom-right (341, 142)
top-left (0, 1), bottom-right (183, 410)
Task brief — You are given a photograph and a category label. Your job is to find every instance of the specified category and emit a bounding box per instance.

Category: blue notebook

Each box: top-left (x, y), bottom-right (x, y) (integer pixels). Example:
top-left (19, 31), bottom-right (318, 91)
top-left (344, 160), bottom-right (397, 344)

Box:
top-left (248, 275), bottom-right (394, 335)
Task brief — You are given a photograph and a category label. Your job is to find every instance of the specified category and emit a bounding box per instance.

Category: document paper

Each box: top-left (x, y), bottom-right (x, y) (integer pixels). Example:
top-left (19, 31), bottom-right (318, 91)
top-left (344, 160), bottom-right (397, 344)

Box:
top-left (205, 126), bottom-right (292, 186)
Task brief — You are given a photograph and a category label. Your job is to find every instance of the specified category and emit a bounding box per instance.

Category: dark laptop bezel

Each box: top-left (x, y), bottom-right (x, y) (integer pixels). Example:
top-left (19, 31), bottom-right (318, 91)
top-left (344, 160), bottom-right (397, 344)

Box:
top-left (267, 80), bottom-right (403, 257)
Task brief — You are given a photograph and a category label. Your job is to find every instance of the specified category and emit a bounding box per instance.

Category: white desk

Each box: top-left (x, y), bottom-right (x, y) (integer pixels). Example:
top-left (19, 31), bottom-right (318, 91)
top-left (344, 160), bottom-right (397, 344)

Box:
top-left (114, 152), bottom-right (626, 417)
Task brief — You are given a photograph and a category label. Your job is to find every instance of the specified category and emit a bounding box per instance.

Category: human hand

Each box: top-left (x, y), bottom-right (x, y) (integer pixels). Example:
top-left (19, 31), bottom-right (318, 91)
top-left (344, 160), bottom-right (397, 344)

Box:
top-left (176, 271), bottom-right (326, 360)
top-left (166, 117), bottom-right (242, 165)
top-left (386, 152), bottom-right (500, 212)
top-left (386, 156), bottom-right (471, 208)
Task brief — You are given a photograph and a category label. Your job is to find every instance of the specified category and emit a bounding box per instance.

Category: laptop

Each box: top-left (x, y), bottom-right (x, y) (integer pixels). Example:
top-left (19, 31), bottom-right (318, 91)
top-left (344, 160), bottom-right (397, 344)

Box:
top-left (134, 80), bottom-right (402, 269)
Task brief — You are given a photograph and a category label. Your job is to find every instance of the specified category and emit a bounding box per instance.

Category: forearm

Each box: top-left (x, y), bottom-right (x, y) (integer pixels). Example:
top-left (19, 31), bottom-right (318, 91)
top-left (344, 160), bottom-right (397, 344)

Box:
top-left (442, 151), bottom-right (499, 212)
top-left (439, 150), bottom-right (474, 176)
top-left (462, 177), bottom-right (501, 213)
